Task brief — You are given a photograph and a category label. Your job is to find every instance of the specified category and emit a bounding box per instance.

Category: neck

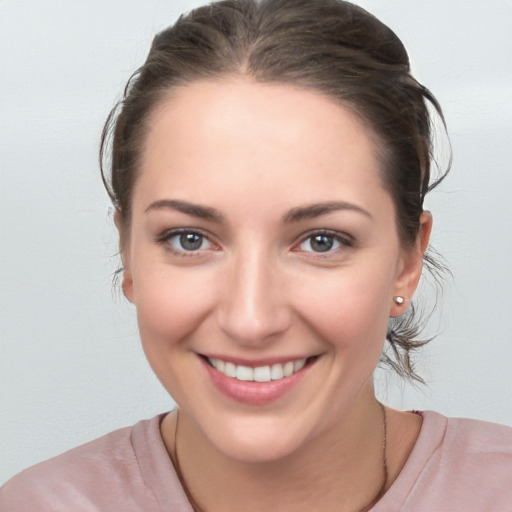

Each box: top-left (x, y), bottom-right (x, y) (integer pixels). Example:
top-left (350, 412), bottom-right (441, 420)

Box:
top-left (162, 388), bottom-right (392, 512)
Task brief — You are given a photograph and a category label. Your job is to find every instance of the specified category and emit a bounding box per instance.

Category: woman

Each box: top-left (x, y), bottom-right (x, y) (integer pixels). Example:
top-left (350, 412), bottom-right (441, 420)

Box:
top-left (1, 0), bottom-right (511, 510)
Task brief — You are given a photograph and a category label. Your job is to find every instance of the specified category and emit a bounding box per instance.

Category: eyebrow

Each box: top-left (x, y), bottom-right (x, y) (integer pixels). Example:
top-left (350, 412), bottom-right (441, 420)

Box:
top-left (144, 199), bottom-right (225, 222)
top-left (283, 201), bottom-right (372, 223)
top-left (144, 199), bottom-right (371, 224)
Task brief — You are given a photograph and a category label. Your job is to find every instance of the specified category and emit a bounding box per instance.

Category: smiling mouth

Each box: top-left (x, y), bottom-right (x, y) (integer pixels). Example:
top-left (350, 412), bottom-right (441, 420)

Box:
top-left (205, 356), bottom-right (317, 383)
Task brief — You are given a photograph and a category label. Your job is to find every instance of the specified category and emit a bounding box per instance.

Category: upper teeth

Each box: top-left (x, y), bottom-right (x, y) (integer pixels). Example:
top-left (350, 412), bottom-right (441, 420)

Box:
top-left (208, 358), bottom-right (307, 382)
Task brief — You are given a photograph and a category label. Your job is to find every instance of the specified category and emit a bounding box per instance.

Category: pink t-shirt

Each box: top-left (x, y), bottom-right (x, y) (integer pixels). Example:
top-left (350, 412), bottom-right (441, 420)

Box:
top-left (1, 411), bottom-right (511, 511)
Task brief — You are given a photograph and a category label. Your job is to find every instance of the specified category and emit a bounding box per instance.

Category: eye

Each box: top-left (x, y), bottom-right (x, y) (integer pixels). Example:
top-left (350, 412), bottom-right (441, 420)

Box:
top-left (174, 232), bottom-right (207, 251)
top-left (297, 231), bottom-right (351, 254)
top-left (158, 229), bottom-right (214, 255)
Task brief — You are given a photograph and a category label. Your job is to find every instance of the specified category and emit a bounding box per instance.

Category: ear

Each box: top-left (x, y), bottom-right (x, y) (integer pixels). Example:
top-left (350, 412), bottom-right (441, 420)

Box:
top-left (390, 211), bottom-right (433, 317)
top-left (114, 209), bottom-right (134, 303)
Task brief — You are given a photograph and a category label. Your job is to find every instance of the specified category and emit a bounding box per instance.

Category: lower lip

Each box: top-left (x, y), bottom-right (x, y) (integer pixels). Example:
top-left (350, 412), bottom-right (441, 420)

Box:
top-left (201, 357), bottom-right (314, 406)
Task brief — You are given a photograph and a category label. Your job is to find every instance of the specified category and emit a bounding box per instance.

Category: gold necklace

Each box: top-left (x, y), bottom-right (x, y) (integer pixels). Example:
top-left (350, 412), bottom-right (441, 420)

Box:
top-left (172, 402), bottom-right (388, 512)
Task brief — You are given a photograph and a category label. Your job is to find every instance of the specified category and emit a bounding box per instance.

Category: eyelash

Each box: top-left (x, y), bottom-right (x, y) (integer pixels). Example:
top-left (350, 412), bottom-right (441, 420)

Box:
top-left (156, 228), bottom-right (216, 257)
top-left (156, 228), bottom-right (354, 257)
top-left (294, 230), bottom-right (354, 256)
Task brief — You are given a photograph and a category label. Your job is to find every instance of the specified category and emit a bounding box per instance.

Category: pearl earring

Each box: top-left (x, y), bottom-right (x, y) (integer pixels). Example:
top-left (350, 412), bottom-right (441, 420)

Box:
top-left (393, 296), bottom-right (405, 305)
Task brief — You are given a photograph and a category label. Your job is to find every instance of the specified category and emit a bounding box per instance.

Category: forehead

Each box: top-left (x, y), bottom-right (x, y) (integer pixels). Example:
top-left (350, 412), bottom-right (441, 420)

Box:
top-left (136, 79), bottom-right (388, 214)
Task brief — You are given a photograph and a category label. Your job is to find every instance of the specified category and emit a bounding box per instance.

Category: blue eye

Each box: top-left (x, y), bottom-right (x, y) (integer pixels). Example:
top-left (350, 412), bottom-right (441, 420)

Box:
top-left (298, 232), bottom-right (346, 253)
top-left (161, 230), bottom-right (213, 254)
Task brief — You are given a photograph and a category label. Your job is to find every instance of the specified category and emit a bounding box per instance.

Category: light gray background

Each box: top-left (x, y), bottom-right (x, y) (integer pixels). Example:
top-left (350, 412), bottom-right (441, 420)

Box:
top-left (1, 0), bottom-right (511, 484)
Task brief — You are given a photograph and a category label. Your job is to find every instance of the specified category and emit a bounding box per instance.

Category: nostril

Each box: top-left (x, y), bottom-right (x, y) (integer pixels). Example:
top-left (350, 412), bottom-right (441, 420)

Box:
top-left (216, 297), bottom-right (292, 345)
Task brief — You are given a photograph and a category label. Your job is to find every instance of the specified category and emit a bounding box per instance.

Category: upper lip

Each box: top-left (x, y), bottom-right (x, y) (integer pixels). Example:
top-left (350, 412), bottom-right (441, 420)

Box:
top-left (199, 353), bottom-right (319, 368)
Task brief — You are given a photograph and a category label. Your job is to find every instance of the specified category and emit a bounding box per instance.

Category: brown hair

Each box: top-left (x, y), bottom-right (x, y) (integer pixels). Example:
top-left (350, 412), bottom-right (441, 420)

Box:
top-left (100, 0), bottom-right (450, 382)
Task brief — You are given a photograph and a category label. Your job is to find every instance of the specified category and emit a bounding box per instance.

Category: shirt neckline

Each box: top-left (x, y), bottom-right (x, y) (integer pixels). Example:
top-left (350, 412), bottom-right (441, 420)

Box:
top-left (132, 410), bottom-right (448, 511)
top-left (371, 410), bottom-right (448, 510)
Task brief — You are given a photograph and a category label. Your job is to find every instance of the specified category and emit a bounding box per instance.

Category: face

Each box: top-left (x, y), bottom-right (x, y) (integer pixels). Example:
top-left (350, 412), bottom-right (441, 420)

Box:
top-left (120, 80), bottom-right (429, 462)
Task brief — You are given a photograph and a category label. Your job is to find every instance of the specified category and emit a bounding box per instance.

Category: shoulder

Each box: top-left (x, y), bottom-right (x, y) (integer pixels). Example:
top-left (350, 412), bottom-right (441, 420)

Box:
top-left (0, 414), bottom-right (185, 512)
top-left (434, 412), bottom-right (512, 477)
top-left (378, 411), bottom-right (512, 511)
top-left (425, 412), bottom-right (512, 509)
top-left (442, 412), bottom-right (512, 453)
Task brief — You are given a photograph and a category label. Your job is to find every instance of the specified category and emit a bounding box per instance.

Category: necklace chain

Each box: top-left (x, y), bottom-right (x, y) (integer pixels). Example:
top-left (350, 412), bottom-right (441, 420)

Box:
top-left (172, 402), bottom-right (388, 512)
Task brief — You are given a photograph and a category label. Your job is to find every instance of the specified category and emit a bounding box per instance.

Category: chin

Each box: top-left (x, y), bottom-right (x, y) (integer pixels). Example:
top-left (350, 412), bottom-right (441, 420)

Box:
top-left (218, 434), bottom-right (302, 464)
top-left (203, 413), bottom-right (317, 464)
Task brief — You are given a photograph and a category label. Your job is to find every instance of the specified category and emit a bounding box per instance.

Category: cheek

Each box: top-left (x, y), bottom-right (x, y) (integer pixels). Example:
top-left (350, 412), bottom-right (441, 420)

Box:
top-left (131, 265), bottom-right (220, 401)
top-left (133, 264), bottom-right (217, 349)
top-left (293, 263), bottom-right (395, 352)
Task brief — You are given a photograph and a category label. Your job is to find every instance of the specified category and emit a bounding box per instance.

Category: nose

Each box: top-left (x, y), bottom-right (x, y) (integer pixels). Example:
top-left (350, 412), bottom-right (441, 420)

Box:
top-left (216, 249), bottom-right (292, 346)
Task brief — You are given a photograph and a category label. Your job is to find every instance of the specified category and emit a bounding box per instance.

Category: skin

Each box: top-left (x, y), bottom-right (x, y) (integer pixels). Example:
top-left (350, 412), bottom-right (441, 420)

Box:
top-left (117, 79), bottom-right (432, 511)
